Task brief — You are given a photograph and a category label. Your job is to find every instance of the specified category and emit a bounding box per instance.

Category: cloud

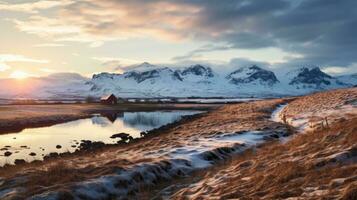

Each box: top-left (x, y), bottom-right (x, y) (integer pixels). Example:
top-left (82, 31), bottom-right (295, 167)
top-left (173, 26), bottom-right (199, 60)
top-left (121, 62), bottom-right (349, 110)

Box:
top-left (322, 64), bottom-right (357, 75)
top-left (40, 68), bottom-right (57, 73)
top-left (33, 43), bottom-right (67, 47)
top-left (0, 54), bottom-right (49, 63)
top-left (0, 0), bottom-right (68, 13)
top-left (0, 62), bottom-right (10, 71)
top-left (5, 0), bottom-right (200, 46)
top-left (11, 15), bottom-right (81, 37)
top-left (10, 15), bottom-right (119, 47)
top-left (172, 44), bottom-right (233, 61)
top-left (321, 67), bottom-right (349, 75)
top-left (3, 0), bottom-right (357, 69)
top-left (229, 58), bottom-right (271, 68)
top-left (172, 0), bottom-right (357, 68)
top-left (0, 54), bottom-right (49, 72)
top-left (92, 56), bottom-right (142, 72)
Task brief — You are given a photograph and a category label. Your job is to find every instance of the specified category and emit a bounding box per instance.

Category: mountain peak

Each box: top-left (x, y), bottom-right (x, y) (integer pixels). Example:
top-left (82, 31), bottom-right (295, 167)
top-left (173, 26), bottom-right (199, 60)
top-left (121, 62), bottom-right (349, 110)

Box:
top-left (289, 67), bottom-right (335, 87)
top-left (227, 65), bottom-right (279, 86)
top-left (249, 65), bottom-right (261, 71)
top-left (137, 62), bottom-right (155, 68)
top-left (181, 64), bottom-right (214, 77)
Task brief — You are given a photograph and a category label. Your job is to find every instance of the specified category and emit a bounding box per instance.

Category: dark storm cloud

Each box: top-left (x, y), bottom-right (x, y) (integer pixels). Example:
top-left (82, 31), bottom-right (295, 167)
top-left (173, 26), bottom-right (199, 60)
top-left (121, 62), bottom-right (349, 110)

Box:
top-left (174, 0), bottom-right (357, 67)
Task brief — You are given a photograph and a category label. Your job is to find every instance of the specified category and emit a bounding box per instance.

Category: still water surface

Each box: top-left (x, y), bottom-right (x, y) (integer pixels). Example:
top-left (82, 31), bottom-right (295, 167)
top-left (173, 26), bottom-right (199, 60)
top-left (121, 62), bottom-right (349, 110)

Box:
top-left (0, 110), bottom-right (202, 165)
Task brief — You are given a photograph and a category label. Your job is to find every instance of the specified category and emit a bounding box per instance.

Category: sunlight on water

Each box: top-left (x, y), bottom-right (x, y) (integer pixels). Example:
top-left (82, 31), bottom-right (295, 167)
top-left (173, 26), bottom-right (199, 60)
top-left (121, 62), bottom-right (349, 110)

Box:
top-left (0, 110), bottom-right (202, 165)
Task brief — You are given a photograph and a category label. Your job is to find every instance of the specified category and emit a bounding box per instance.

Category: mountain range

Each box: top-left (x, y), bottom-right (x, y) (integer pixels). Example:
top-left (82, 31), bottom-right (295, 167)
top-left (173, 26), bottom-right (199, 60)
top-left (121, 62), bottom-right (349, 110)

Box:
top-left (0, 64), bottom-right (356, 99)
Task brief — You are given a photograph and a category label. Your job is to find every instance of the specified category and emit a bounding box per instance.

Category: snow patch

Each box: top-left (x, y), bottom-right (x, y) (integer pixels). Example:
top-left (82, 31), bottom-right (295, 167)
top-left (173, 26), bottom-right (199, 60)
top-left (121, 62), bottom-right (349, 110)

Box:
top-left (30, 131), bottom-right (266, 199)
top-left (270, 104), bottom-right (288, 123)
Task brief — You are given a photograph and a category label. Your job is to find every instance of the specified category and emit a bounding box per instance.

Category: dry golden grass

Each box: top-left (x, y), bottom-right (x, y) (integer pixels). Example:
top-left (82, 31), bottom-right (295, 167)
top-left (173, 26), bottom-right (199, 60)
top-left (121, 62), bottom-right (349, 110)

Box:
top-left (342, 183), bottom-right (357, 200)
top-left (170, 88), bottom-right (357, 200)
top-left (24, 162), bottom-right (82, 197)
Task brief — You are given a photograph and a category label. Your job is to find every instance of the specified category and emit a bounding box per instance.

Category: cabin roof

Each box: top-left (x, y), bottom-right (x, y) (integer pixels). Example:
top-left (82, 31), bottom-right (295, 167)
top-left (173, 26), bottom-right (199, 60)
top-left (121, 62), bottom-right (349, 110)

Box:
top-left (100, 94), bottom-right (116, 100)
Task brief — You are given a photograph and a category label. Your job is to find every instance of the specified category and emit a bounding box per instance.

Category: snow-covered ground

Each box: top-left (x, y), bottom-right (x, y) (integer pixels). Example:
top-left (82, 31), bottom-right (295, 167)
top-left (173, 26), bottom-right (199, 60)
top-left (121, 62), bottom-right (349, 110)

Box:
top-left (285, 105), bottom-right (357, 132)
top-left (270, 104), bottom-right (288, 123)
top-left (271, 90), bottom-right (357, 133)
top-left (29, 131), bottom-right (266, 200)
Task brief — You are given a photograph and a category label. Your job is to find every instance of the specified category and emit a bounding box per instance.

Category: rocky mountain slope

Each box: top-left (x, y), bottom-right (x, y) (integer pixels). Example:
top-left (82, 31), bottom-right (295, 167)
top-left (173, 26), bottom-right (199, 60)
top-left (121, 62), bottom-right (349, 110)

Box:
top-left (226, 65), bottom-right (279, 86)
top-left (0, 64), bottom-right (355, 99)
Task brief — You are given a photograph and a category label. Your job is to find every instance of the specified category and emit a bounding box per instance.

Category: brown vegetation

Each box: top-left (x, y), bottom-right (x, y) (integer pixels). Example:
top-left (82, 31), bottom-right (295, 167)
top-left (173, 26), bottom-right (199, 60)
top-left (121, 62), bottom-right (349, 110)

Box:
top-left (170, 88), bottom-right (357, 200)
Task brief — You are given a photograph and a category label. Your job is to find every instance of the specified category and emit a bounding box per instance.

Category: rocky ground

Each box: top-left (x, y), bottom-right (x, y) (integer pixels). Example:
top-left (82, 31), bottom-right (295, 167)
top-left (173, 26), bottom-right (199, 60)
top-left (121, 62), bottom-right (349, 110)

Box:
top-left (0, 88), bottom-right (356, 199)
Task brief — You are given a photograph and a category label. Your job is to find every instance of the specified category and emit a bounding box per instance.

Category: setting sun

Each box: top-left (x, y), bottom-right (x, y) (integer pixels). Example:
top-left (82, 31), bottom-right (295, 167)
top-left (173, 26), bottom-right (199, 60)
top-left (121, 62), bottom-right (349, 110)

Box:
top-left (9, 70), bottom-right (30, 79)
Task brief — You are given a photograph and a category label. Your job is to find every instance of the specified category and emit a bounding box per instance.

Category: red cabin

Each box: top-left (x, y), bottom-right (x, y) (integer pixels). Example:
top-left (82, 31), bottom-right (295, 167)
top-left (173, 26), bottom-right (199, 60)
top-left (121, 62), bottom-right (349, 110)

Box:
top-left (100, 94), bottom-right (118, 105)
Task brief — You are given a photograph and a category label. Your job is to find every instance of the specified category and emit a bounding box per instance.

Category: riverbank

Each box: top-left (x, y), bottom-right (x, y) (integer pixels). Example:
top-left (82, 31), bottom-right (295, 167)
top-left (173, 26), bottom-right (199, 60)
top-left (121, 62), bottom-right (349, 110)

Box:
top-left (0, 103), bottom-right (217, 134)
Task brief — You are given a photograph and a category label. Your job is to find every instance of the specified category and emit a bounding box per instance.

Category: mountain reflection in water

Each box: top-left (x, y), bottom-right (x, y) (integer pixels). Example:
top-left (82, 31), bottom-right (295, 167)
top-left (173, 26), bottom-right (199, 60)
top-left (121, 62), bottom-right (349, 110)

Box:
top-left (0, 110), bottom-right (202, 165)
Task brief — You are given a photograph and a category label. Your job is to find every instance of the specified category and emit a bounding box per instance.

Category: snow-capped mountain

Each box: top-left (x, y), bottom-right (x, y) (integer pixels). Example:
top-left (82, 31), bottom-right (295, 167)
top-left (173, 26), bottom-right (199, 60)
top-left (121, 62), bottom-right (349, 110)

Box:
top-left (123, 67), bottom-right (182, 83)
top-left (88, 65), bottom-right (226, 97)
top-left (337, 73), bottom-right (357, 86)
top-left (226, 65), bottom-right (279, 86)
top-left (0, 63), bottom-right (354, 99)
top-left (87, 64), bottom-right (352, 98)
top-left (287, 67), bottom-right (346, 89)
top-left (180, 65), bottom-right (214, 78)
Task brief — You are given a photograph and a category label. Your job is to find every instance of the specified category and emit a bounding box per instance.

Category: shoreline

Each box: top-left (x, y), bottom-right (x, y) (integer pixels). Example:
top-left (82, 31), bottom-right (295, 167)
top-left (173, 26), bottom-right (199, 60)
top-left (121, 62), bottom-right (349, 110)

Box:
top-left (0, 111), bottom-right (208, 169)
top-left (0, 103), bottom-right (219, 135)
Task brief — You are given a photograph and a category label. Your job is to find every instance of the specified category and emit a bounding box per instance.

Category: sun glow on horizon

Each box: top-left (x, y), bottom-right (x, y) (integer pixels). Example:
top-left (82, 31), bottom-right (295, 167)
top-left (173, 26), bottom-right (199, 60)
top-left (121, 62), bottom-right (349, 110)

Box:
top-left (9, 70), bottom-right (31, 79)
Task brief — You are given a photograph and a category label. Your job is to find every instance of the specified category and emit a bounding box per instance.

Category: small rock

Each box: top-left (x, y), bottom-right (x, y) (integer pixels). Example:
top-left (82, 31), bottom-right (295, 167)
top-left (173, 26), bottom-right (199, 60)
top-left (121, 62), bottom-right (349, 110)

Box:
top-left (56, 145), bottom-right (62, 149)
top-left (110, 132), bottom-right (130, 139)
top-left (14, 159), bottom-right (26, 165)
top-left (29, 152), bottom-right (36, 156)
top-left (78, 140), bottom-right (105, 151)
top-left (4, 151), bottom-right (12, 157)
top-left (48, 152), bottom-right (59, 157)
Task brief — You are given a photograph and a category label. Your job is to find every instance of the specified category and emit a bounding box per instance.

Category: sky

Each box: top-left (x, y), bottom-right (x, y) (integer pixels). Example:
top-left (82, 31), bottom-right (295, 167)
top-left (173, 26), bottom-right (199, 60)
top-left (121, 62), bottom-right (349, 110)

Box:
top-left (0, 0), bottom-right (356, 79)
